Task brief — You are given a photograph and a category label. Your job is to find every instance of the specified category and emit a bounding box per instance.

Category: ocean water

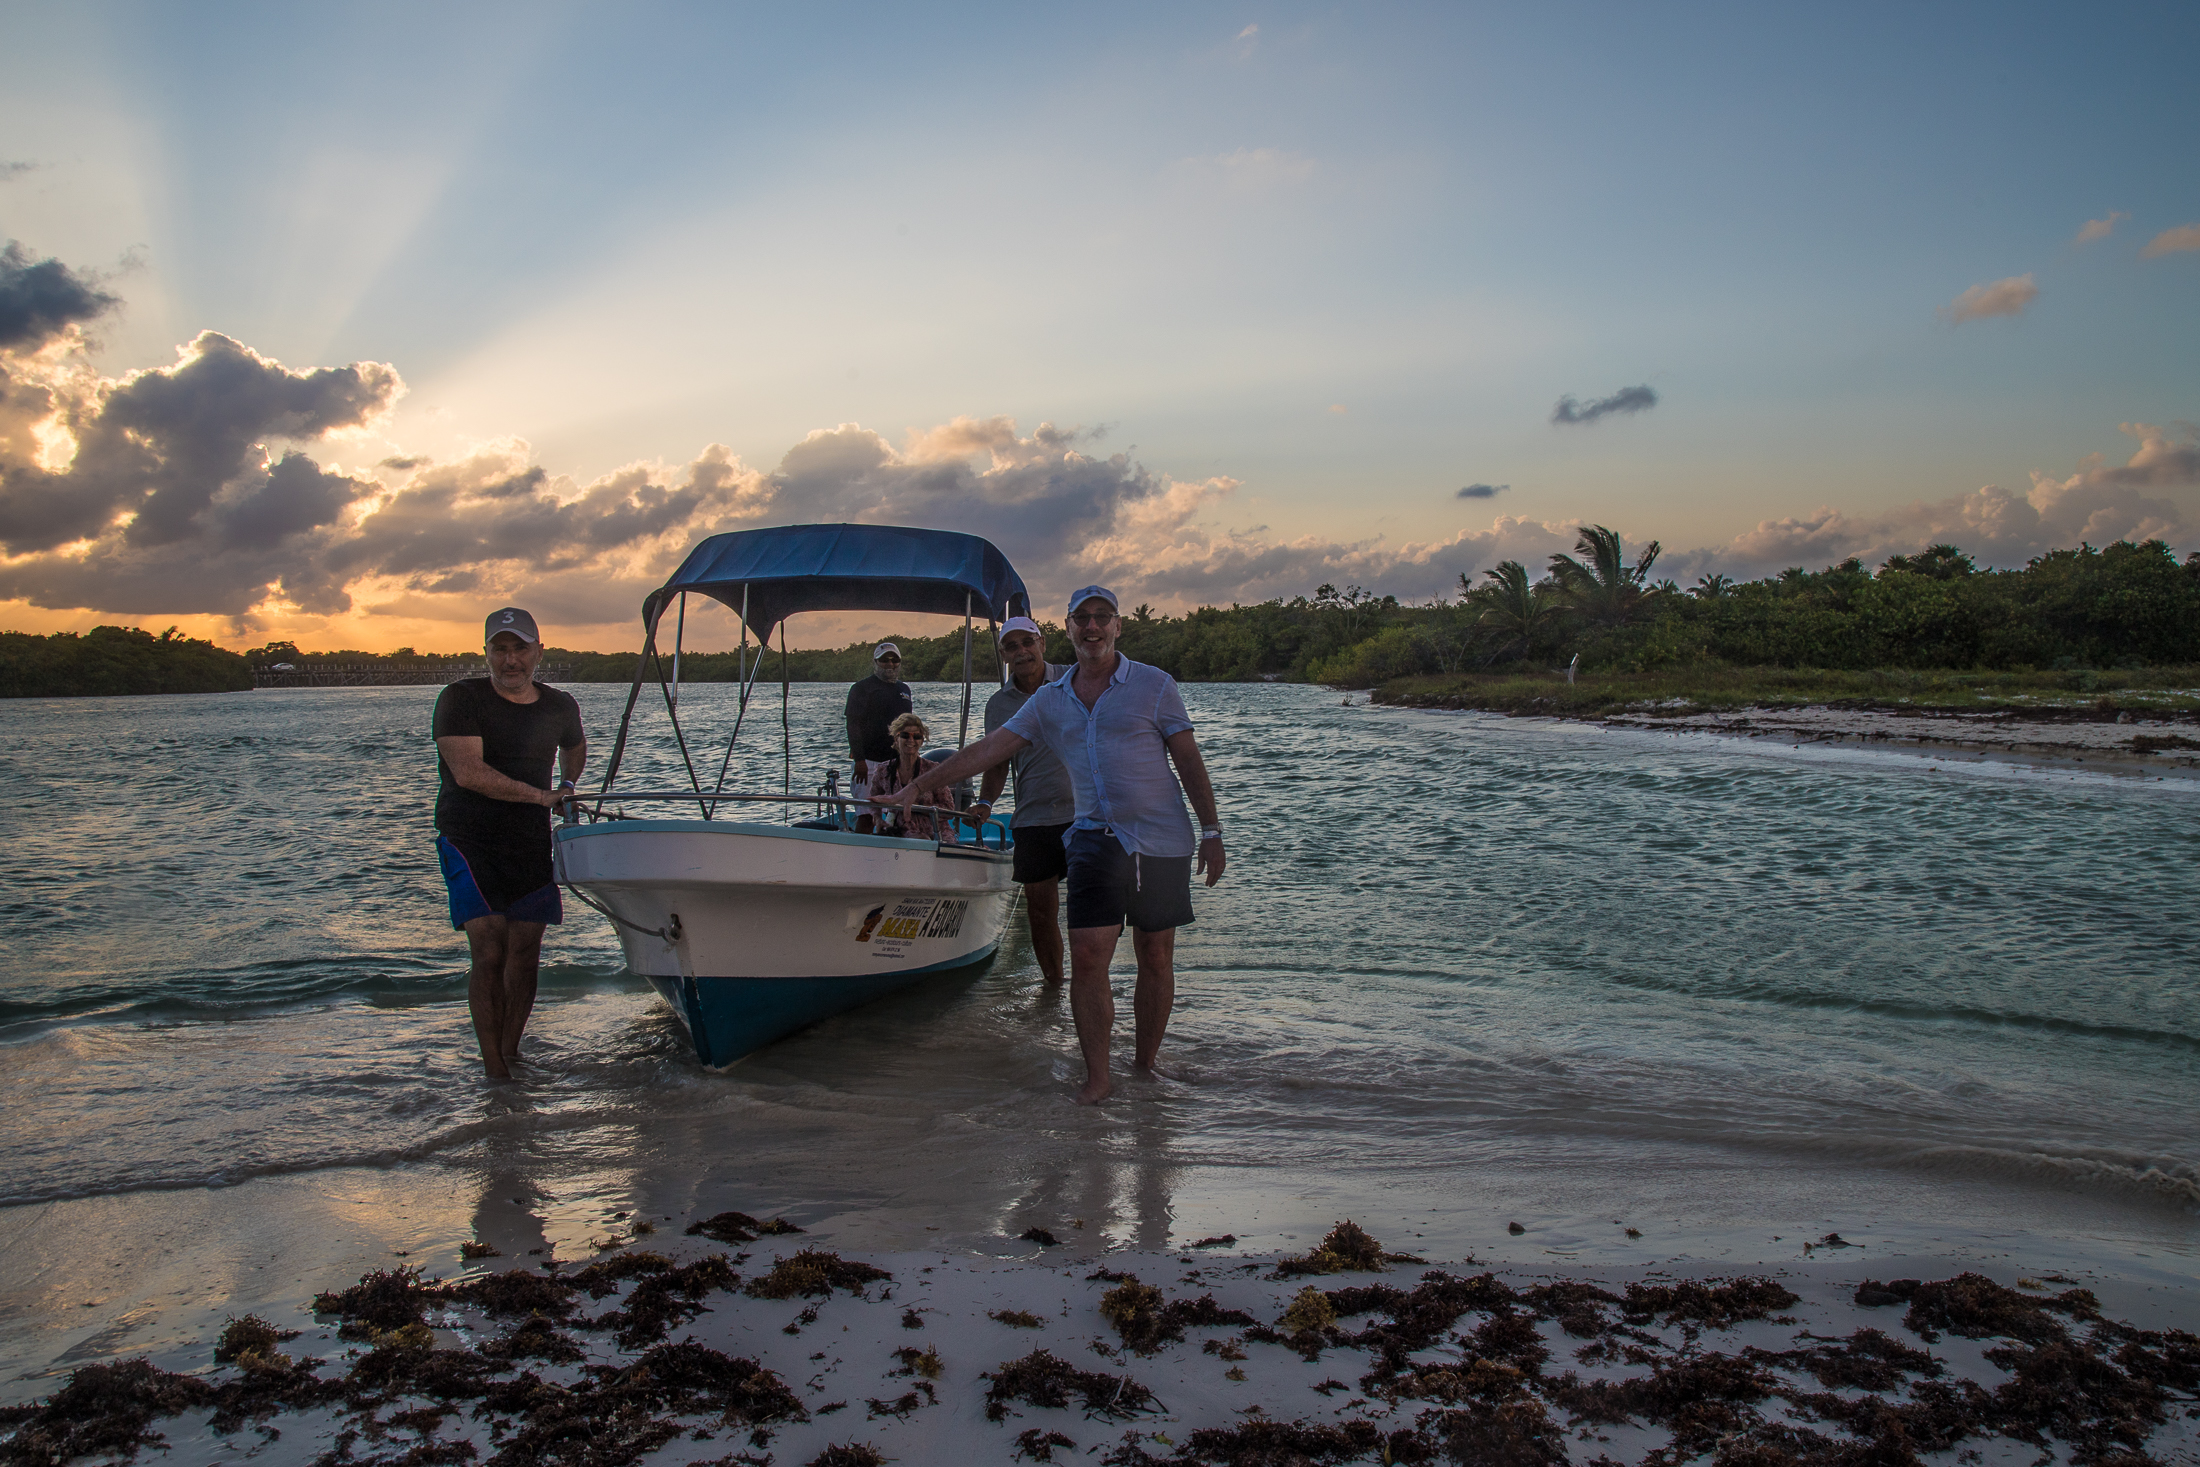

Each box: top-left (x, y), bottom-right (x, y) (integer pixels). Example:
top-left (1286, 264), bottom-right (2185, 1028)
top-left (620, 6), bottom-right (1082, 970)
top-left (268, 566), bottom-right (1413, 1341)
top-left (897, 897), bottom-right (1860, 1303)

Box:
top-left (1, 681), bottom-right (2194, 1327)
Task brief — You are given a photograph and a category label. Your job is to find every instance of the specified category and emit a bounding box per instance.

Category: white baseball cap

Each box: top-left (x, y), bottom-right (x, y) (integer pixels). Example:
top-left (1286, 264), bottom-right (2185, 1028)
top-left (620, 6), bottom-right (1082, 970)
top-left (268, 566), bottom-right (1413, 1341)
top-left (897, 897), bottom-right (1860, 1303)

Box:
top-left (873, 642), bottom-right (901, 659)
top-left (1066, 585), bottom-right (1119, 617)
top-left (997, 616), bottom-right (1043, 640)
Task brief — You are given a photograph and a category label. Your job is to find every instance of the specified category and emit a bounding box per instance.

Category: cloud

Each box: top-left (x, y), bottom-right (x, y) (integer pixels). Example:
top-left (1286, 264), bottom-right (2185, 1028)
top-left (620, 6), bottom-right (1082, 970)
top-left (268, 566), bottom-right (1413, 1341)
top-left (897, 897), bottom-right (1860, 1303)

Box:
top-left (0, 163), bottom-right (36, 183)
top-left (2074, 211), bottom-right (2127, 245)
top-left (1551, 385), bottom-right (1657, 426)
top-left (1456, 483), bottom-right (1507, 499)
top-left (0, 241), bottom-right (120, 351)
top-left (2140, 224), bottom-right (2200, 258)
top-left (1327, 403), bottom-right (1348, 415)
top-left (0, 331), bottom-right (399, 556)
top-left (1674, 421), bottom-right (2199, 583)
top-left (1938, 274), bottom-right (2038, 324)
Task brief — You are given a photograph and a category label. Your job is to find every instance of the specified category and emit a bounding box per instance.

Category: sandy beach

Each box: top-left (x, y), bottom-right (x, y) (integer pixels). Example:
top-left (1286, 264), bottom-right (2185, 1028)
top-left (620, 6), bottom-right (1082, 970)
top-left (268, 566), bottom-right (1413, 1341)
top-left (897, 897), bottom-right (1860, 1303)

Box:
top-left (1512, 703), bottom-right (2200, 780)
top-left (6, 1212), bottom-right (2196, 1467)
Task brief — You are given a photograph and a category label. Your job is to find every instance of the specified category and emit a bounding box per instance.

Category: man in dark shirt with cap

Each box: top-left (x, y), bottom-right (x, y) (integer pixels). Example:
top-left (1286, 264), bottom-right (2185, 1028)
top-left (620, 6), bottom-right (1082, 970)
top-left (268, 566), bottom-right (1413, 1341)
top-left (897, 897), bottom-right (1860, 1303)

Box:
top-left (432, 607), bottom-right (586, 1080)
top-left (845, 640), bottom-right (914, 785)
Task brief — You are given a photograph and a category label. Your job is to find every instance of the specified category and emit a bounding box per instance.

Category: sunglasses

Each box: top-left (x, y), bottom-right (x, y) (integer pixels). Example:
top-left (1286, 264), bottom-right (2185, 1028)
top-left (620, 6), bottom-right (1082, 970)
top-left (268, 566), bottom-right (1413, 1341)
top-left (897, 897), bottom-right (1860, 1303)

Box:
top-left (1067, 611), bottom-right (1118, 626)
top-left (896, 730), bottom-right (927, 741)
top-left (876, 655), bottom-right (901, 663)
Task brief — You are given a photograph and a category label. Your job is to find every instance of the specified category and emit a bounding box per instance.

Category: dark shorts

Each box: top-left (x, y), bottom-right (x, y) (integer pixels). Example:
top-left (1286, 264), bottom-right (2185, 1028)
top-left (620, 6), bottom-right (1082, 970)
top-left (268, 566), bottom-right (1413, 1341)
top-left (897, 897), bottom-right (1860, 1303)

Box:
top-left (437, 835), bottom-right (562, 930)
top-left (1065, 828), bottom-right (1196, 933)
top-left (1011, 821), bottom-right (1071, 884)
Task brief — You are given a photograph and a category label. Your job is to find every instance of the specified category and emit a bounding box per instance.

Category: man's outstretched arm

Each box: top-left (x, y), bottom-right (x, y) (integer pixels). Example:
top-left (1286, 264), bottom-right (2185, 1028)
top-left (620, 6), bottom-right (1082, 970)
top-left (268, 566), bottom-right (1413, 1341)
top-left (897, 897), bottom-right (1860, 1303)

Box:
top-left (893, 727), bottom-right (1030, 808)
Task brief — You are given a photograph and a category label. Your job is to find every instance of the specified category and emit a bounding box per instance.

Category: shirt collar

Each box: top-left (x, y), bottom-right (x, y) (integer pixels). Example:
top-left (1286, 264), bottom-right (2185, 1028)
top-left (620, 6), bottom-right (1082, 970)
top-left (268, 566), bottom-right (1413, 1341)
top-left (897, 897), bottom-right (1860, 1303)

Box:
top-left (1054, 654), bottom-right (1131, 688)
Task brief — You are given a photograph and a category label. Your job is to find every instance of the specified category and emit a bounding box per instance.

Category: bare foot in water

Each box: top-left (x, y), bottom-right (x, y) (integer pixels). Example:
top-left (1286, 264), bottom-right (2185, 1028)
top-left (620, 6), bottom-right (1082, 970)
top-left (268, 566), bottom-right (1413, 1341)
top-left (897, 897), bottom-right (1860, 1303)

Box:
top-left (1075, 1075), bottom-right (1112, 1105)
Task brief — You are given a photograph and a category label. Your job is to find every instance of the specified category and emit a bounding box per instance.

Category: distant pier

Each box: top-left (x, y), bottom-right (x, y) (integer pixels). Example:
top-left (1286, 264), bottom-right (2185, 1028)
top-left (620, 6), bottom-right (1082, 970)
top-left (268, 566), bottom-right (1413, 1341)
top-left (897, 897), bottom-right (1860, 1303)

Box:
top-left (252, 663), bottom-right (573, 688)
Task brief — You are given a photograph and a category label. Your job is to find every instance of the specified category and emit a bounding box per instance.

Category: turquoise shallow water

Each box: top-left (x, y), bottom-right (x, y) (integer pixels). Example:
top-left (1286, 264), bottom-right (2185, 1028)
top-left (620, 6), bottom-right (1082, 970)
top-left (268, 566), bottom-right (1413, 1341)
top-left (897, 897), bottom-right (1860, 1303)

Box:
top-left (0, 681), bottom-right (2194, 1270)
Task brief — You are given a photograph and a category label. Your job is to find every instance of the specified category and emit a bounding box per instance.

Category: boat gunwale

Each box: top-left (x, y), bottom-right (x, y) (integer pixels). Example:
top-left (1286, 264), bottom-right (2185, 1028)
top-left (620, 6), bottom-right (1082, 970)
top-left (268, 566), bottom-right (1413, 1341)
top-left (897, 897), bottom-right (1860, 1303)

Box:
top-left (555, 816), bottom-right (1010, 858)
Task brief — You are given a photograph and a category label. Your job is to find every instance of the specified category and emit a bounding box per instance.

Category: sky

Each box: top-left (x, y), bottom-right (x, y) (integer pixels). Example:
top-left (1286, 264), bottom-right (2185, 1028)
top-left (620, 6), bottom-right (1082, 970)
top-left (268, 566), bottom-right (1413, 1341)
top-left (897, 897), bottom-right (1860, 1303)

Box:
top-left (0, 0), bottom-right (2195, 654)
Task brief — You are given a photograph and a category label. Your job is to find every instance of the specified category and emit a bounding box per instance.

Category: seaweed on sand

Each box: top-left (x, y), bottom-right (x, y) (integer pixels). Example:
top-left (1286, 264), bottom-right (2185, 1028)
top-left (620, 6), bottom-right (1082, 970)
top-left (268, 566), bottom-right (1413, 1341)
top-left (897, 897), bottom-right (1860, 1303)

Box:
top-left (1746, 1328), bottom-right (1943, 1391)
top-left (1548, 1350), bottom-right (1783, 1459)
top-left (1146, 1418), bottom-right (1389, 1466)
top-left (346, 1341), bottom-right (509, 1407)
top-left (1271, 1221), bottom-right (1395, 1278)
top-left (316, 1266), bottom-right (436, 1341)
top-left (479, 1317), bottom-right (586, 1365)
top-left (804, 1446), bottom-right (884, 1467)
top-left (208, 1348), bottom-right (348, 1434)
top-left (474, 1345), bottom-right (806, 1467)
top-left (686, 1212), bottom-right (764, 1244)
top-left (582, 1255), bottom-right (739, 1350)
top-left (1983, 1337), bottom-right (2173, 1465)
top-left (445, 1269), bottom-right (580, 1321)
top-left (1899, 1273), bottom-right (2096, 1344)
top-left (1619, 1278), bottom-right (1799, 1331)
top-left (563, 1253), bottom-right (675, 1301)
top-left (215, 1314), bottom-right (304, 1363)
top-left (685, 1213), bottom-right (803, 1245)
top-left (1522, 1280), bottom-right (1622, 1338)
top-left (0, 1358), bottom-right (214, 1467)
top-left (742, 1250), bottom-right (891, 1300)
top-left (983, 1349), bottom-right (1161, 1422)
top-left (1343, 1271), bottom-right (1521, 1382)
top-left (1098, 1277), bottom-right (1257, 1355)
top-left (1012, 1428), bottom-right (1077, 1462)
top-left (1414, 1396), bottom-right (1570, 1467)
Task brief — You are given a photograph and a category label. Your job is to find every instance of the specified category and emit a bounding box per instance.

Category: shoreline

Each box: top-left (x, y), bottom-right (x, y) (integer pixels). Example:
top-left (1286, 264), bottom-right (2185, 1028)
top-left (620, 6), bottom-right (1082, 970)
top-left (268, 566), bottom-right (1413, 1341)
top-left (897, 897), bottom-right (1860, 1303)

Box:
top-left (5, 1216), bottom-right (2194, 1467)
top-left (1369, 696), bottom-right (2200, 779)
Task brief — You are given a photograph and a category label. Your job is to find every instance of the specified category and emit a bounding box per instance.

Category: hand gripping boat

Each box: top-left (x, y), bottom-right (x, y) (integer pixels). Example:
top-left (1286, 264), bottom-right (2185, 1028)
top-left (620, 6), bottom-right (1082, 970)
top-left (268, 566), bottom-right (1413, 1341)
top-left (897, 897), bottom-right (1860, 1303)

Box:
top-left (555, 523), bottom-right (1029, 1064)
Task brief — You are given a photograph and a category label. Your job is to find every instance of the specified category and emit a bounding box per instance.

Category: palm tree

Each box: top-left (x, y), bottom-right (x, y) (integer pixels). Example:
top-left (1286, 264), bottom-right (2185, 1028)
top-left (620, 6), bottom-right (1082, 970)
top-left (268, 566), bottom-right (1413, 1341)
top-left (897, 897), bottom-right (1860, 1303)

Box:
top-left (1465, 561), bottom-right (1557, 662)
top-left (1691, 573), bottom-right (1732, 600)
top-left (1547, 524), bottom-right (1662, 627)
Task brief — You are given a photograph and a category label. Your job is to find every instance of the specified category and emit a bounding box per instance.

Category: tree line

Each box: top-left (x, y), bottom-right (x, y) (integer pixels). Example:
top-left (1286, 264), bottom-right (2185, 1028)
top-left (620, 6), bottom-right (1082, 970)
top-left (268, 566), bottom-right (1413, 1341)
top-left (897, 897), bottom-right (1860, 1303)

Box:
top-left (0, 626), bottom-right (256, 697)
top-left (559, 532), bottom-right (2199, 688)
top-left (1310, 530), bottom-right (2200, 687)
top-left (6, 531), bottom-right (2194, 698)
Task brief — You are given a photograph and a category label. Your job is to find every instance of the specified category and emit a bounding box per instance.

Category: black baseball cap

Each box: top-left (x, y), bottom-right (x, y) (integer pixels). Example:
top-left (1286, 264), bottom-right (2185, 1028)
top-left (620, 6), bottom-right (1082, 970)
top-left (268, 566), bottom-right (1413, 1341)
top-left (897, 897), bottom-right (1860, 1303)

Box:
top-left (484, 607), bottom-right (541, 644)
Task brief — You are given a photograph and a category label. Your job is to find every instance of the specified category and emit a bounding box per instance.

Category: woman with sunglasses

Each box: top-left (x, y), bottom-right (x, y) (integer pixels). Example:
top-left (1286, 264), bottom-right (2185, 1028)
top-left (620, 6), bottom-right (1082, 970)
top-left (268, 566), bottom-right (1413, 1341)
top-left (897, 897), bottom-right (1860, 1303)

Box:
top-left (857, 711), bottom-right (962, 842)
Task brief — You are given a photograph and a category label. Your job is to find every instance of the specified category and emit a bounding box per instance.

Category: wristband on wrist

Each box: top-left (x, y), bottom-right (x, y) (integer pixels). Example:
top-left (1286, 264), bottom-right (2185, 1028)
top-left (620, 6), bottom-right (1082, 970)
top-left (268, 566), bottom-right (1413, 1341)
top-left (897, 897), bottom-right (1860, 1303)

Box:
top-left (1201, 826), bottom-right (1222, 840)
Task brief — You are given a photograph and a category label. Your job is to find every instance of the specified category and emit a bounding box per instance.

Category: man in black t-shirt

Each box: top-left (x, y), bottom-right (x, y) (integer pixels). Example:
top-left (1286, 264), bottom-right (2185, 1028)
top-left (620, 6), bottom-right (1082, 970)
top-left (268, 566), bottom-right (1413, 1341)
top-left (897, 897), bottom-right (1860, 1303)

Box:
top-left (844, 641), bottom-right (914, 784)
top-left (432, 607), bottom-right (586, 1080)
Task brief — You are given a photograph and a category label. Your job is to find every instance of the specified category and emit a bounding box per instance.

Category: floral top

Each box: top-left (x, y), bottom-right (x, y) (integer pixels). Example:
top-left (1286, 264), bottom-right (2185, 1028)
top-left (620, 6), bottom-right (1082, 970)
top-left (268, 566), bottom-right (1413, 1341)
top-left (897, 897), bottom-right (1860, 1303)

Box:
top-left (863, 756), bottom-right (960, 843)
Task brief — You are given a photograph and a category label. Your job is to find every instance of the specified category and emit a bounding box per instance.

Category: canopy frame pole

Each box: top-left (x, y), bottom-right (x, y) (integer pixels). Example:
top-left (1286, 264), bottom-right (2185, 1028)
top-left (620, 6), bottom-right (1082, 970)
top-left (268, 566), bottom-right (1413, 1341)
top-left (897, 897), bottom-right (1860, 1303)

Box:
top-left (706, 584), bottom-right (754, 816)
top-left (780, 621), bottom-right (791, 795)
top-left (650, 634), bottom-right (706, 808)
top-left (595, 601), bottom-right (666, 798)
top-left (958, 591), bottom-right (974, 747)
top-left (670, 592), bottom-right (685, 709)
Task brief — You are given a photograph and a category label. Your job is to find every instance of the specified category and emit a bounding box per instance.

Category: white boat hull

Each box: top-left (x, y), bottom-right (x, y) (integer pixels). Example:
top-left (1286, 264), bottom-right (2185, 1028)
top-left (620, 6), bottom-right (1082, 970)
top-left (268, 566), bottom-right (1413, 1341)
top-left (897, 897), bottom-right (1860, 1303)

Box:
top-left (554, 818), bottom-right (1016, 1063)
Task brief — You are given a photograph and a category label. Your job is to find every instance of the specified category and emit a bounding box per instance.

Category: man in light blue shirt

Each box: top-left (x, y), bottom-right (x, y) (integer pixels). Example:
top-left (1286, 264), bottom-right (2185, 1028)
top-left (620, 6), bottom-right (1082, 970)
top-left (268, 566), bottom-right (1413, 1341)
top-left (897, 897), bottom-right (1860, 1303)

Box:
top-left (890, 585), bottom-right (1226, 1104)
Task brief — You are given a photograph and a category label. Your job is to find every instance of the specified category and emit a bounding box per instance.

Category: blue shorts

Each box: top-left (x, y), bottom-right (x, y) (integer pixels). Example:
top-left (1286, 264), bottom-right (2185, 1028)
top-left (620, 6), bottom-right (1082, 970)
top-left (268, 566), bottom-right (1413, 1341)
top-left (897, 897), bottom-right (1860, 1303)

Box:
top-left (1065, 828), bottom-right (1195, 933)
top-left (436, 835), bottom-right (562, 930)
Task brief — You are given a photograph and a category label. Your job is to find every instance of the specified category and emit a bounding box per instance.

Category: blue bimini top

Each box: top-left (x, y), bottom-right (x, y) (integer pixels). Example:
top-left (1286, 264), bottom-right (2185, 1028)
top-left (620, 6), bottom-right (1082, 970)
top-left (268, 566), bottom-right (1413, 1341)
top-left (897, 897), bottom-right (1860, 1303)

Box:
top-left (646, 523), bottom-right (1029, 640)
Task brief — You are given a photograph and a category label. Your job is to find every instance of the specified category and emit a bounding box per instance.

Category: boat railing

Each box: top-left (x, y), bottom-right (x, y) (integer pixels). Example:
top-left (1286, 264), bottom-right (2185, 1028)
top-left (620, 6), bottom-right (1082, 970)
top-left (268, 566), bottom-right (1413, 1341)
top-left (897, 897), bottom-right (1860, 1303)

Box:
top-left (560, 790), bottom-right (1012, 851)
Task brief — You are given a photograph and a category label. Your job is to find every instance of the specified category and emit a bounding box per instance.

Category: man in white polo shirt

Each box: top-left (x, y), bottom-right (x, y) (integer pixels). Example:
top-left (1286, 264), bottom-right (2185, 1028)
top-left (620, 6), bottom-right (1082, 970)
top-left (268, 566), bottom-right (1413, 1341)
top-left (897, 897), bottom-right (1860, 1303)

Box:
top-left (888, 585), bottom-right (1225, 1104)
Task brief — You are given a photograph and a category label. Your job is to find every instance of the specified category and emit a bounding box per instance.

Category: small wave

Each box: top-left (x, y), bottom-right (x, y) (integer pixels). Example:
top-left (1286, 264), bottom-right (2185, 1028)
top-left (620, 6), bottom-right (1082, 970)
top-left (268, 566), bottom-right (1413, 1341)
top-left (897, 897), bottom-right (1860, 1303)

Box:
top-left (1892, 1143), bottom-right (2200, 1212)
top-left (0, 957), bottom-right (638, 1040)
top-left (1594, 969), bottom-right (2200, 1054)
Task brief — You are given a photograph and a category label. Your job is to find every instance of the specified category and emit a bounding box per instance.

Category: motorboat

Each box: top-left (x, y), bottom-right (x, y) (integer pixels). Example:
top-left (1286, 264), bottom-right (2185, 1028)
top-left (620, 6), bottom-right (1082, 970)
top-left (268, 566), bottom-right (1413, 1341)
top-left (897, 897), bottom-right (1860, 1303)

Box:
top-left (555, 523), bottom-right (1029, 1064)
